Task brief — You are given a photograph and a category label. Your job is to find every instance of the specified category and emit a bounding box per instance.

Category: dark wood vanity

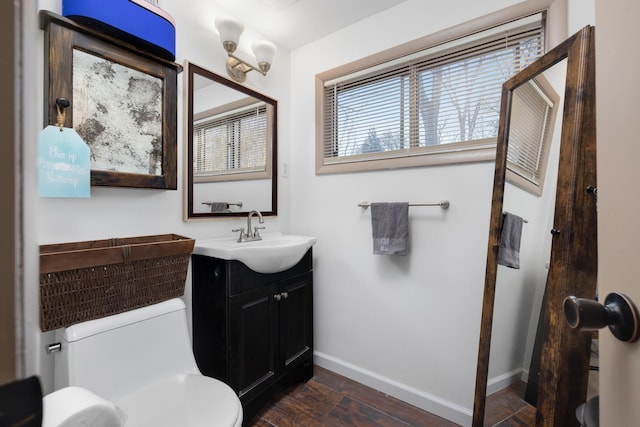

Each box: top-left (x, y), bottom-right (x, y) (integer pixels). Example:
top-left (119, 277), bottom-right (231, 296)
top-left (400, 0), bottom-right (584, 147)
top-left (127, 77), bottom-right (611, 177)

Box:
top-left (191, 249), bottom-right (314, 425)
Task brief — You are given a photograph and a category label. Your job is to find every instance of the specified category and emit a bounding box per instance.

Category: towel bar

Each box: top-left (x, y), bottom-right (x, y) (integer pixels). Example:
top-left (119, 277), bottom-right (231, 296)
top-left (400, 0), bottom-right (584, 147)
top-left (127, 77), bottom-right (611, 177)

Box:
top-left (202, 201), bottom-right (243, 208)
top-left (502, 211), bottom-right (529, 223)
top-left (357, 200), bottom-right (450, 209)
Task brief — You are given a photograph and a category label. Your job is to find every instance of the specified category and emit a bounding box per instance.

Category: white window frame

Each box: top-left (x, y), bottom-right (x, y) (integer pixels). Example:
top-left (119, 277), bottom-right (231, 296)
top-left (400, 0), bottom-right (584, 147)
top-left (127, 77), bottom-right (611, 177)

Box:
top-left (315, 1), bottom-right (565, 175)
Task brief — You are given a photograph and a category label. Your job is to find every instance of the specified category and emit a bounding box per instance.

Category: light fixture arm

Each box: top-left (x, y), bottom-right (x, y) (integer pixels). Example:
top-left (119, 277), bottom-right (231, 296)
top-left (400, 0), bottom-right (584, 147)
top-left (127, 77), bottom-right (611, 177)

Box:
top-left (225, 53), bottom-right (268, 83)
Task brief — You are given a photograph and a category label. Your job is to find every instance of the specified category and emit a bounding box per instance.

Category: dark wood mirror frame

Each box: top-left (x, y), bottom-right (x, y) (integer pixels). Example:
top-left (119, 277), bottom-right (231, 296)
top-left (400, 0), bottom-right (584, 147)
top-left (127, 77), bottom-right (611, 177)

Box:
top-left (42, 11), bottom-right (181, 190)
top-left (473, 26), bottom-right (596, 427)
top-left (185, 62), bottom-right (278, 219)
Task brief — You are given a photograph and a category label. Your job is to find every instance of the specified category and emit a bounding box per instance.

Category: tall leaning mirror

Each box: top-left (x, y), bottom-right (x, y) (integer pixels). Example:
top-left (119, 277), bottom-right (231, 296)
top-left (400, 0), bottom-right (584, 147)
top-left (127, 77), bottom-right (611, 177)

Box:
top-left (473, 26), bottom-right (596, 427)
top-left (185, 61), bottom-right (277, 219)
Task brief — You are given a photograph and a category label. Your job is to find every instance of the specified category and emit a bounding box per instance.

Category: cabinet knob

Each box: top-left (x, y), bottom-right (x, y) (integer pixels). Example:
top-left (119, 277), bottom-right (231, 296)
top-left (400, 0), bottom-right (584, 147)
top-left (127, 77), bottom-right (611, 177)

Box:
top-left (274, 294), bottom-right (282, 301)
top-left (281, 292), bottom-right (288, 299)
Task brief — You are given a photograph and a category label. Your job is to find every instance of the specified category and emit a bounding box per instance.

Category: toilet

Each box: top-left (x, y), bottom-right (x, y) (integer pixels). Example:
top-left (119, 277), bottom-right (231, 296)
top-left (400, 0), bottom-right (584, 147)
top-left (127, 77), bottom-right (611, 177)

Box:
top-left (43, 298), bottom-right (242, 427)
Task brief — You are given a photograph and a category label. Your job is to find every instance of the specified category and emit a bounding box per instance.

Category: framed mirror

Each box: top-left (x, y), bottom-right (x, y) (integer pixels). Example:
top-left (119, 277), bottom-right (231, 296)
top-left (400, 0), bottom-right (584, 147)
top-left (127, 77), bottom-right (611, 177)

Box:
top-left (185, 61), bottom-right (277, 219)
top-left (43, 11), bottom-right (181, 190)
top-left (473, 26), bottom-right (596, 426)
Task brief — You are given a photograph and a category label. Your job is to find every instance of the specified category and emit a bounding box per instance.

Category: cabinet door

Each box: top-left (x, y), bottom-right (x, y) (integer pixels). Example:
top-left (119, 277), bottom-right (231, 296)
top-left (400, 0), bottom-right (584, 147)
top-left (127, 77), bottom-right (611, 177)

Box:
top-left (228, 282), bottom-right (279, 399)
top-left (279, 273), bottom-right (313, 369)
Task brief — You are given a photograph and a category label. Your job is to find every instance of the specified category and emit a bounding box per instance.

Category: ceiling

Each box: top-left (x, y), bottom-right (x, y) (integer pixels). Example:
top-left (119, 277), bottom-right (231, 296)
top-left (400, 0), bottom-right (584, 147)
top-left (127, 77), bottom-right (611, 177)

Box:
top-left (206, 0), bottom-right (408, 51)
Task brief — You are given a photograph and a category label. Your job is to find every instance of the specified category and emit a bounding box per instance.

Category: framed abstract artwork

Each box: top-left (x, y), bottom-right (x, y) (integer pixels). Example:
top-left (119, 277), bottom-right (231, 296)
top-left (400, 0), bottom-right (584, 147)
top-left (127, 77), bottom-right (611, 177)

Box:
top-left (41, 11), bottom-right (181, 189)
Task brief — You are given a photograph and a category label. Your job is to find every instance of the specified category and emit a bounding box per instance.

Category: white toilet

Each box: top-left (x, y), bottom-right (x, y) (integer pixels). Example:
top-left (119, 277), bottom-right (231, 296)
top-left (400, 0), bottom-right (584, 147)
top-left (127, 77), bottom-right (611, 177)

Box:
top-left (43, 298), bottom-right (243, 427)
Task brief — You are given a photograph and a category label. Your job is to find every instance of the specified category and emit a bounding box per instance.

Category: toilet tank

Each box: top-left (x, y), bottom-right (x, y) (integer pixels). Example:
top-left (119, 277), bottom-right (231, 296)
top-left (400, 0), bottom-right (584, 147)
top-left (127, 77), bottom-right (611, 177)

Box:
top-left (53, 299), bottom-right (200, 401)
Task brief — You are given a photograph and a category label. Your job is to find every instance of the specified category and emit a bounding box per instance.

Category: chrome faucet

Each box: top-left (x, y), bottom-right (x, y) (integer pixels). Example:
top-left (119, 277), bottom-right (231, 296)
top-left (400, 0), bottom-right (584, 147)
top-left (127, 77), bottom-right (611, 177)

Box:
top-left (233, 210), bottom-right (265, 242)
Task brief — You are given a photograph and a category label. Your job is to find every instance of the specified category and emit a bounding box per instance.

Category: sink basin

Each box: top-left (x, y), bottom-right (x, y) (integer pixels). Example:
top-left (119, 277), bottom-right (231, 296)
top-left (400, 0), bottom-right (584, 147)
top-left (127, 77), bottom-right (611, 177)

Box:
top-left (193, 232), bottom-right (317, 274)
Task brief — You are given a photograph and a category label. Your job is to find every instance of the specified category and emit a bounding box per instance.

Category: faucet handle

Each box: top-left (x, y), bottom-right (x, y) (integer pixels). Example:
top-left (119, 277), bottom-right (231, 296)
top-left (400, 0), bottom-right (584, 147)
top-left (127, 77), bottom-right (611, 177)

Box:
top-left (232, 228), bottom-right (245, 242)
top-left (253, 226), bottom-right (266, 238)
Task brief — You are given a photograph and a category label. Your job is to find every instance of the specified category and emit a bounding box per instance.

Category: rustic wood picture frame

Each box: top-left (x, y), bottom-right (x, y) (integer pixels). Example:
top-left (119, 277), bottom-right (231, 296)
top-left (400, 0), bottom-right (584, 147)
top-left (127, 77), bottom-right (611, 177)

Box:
top-left (41, 11), bottom-right (181, 189)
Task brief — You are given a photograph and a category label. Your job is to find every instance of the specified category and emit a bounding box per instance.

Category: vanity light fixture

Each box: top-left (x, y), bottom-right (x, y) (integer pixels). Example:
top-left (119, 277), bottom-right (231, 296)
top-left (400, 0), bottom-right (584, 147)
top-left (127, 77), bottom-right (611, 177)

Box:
top-left (214, 16), bottom-right (276, 83)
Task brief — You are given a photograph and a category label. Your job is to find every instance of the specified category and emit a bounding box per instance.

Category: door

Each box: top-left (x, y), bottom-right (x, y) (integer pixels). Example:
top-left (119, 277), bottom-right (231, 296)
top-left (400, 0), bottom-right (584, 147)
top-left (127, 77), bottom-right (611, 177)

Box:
top-left (0, 0), bottom-right (18, 385)
top-left (280, 273), bottom-right (313, 370)
top-left (596, 0), bottom-right (640, 425)
top-left (228, 282), bottom-right (279, 399)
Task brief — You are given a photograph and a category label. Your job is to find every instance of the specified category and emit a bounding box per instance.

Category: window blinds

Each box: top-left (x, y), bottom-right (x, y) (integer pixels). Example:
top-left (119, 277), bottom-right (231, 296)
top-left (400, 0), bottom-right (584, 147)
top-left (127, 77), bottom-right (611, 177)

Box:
top-left (322, 15), bottom-right (544, 165)
top-left (193, 104), bottom-right (267, 177)
top-left (507, 79), bottom-right (554, 186)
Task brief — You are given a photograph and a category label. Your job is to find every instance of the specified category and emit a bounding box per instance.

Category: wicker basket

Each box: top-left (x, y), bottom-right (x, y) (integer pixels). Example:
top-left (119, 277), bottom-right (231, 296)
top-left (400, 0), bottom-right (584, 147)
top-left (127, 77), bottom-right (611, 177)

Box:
top-left (40, 234), bottom-right (195, 331)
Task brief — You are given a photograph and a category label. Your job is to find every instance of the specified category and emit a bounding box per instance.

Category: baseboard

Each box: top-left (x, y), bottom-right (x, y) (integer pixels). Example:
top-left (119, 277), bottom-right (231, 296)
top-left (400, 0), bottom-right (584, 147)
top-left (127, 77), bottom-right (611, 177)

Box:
top-left (313, 351), bottom-right (473, 427)
top-left (486, 367), bottom-right (524, 395)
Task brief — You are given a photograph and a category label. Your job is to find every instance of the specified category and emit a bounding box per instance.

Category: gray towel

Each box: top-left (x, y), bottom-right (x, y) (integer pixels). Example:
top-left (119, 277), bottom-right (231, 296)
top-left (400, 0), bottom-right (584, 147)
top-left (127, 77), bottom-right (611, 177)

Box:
top-left (371, 202), bottom-right (409, 255)
top-left (207, 202), bottom-right (229, 213)
top-left (498, 212), bottom-right (524, 269)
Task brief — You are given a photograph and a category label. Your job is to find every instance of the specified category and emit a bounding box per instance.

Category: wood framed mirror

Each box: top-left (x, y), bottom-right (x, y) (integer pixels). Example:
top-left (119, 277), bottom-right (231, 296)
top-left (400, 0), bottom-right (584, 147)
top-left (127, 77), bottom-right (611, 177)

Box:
top-left (185, 61), bottom-right (277, 219)
top-left (43, 11), bottom-right (181, 190)
top-left (473, 26), bottom-right (596, 427)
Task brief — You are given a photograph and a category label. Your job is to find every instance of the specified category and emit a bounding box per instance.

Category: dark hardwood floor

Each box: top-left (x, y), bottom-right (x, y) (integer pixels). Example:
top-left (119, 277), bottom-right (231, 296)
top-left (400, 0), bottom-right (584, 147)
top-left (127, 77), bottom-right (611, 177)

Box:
top-left (248, 348), bottom-right (597, 426)
top-left (483, 382), bottom-right (536, 427)
top-left (247, 366), bottom-right (536, 427)
top-left (248, 366), bottom-right (458, 426)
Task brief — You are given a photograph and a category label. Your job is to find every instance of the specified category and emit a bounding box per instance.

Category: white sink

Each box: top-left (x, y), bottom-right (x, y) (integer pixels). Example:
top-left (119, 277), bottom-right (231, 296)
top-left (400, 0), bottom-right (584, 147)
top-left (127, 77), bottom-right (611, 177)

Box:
top-left (193, 232), bottom-right (317, 274)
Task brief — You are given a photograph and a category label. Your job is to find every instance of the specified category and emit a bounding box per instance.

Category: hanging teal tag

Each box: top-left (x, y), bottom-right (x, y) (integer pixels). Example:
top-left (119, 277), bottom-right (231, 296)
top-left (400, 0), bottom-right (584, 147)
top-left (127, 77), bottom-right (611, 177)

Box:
top-left (38, 125), bottom-right (91, 198)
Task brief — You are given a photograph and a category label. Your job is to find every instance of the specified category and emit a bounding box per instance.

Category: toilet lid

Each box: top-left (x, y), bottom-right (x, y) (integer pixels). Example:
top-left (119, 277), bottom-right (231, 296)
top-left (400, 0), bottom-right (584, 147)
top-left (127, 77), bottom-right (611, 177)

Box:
top-left (115, 374), bottom-right (242, 427)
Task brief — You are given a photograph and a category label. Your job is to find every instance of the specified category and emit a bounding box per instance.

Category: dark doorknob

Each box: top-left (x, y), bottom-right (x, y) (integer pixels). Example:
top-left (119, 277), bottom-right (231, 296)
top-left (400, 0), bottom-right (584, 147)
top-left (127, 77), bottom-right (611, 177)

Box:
top-left (563, 292), bottom-right (640, 342)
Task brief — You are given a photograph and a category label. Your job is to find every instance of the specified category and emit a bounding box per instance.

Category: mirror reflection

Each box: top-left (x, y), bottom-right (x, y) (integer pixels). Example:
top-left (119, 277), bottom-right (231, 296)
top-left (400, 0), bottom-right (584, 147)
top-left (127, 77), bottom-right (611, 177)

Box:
top-left (185, 62), bottom-right (277, 219)
top-left (474, 25), bottom-right (598, 427)
top-left (484, 61), bottom-right (565, 424)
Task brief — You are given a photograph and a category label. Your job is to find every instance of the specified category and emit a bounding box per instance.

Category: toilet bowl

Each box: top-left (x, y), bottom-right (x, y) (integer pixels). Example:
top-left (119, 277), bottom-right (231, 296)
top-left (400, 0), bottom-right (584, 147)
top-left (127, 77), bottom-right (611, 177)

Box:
top-left (43, 298), bottom-right (242, 427)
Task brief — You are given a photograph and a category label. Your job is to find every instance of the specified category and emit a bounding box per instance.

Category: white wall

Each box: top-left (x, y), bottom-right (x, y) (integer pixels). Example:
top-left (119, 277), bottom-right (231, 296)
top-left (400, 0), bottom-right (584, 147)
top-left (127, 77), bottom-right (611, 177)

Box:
top-left (21, 0), bottom-right (595, 425)
top-left (289, 0), bottom-right (589, 424)
top-left (25, 0), bottom-right (292, 393)
top-left (34, 1), bottom-right (291, 243)
top-left (290, 1), bottom-right (525, 424)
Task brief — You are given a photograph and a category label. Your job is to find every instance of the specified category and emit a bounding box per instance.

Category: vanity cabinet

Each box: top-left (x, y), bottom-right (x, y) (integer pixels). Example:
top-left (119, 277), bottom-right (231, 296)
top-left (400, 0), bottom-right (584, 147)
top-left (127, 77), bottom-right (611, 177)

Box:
top-left (191, 249), bottom-right (313, 425)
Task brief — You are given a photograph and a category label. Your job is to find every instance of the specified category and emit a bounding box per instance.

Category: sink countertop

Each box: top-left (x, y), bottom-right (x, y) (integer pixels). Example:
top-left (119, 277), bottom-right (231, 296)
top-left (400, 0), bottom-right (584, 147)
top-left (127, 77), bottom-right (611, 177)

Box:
top-left (193, 232), bottom-right (316, 274)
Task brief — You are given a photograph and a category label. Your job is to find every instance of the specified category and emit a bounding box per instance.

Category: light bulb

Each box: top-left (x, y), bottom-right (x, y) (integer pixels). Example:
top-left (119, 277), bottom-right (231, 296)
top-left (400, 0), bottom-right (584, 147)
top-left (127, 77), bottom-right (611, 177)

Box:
top-left (251, 40), bottom-right (276, 73)
top-left (215, 16), bottom-right (244, 53)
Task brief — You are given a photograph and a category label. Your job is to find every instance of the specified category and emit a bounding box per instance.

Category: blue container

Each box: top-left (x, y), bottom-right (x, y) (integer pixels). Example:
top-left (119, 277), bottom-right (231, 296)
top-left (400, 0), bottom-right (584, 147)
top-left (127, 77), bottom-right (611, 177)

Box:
top-left (63, 0), bottom-right (176, 61)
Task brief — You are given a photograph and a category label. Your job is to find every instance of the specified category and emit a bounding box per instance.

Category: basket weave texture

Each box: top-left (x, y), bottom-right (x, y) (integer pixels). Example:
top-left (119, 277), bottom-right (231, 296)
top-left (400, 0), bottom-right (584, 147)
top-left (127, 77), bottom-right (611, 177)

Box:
top-left (40, 234), bottom-right (194, 331)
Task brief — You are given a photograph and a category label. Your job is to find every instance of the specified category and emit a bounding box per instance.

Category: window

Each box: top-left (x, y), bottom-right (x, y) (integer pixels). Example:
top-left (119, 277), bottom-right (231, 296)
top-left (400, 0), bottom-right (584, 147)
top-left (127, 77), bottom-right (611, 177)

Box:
top-left (316, 14), bottom-right (545, 174)
top-left (506, 75), bottom-right (559, 195)
top-left (194, 101), bottom-right (270, 182)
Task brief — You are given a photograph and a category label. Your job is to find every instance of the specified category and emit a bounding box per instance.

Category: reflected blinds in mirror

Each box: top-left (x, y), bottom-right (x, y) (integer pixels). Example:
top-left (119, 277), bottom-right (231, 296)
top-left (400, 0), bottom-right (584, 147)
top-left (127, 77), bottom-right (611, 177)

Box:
top-left (193, 103), bottom-right (267, 179)
top-left (507, 79), bottom-right (555, 188)
top-left (321, 14), bottom-right (544, 165)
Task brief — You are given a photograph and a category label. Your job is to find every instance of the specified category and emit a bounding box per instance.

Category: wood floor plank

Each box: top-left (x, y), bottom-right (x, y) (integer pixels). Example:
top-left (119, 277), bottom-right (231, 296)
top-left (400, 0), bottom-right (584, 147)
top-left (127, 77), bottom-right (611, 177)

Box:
top-left (328, 396), bottom-right (412, 427)
top-left (259, 392), bottom-right (348, 427)
top-left (484, 382), bottom-right (531, 426)
top-left (284, 376), bottom-right (344, 415)
top-left (312, 367), bottom-right (458, 427)
top-left (312, 366), bottom-right (378, 396)
top-left (248, 418), bottom-right (276, 427)
top-left (495, 404), bottom-right (536, 426)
